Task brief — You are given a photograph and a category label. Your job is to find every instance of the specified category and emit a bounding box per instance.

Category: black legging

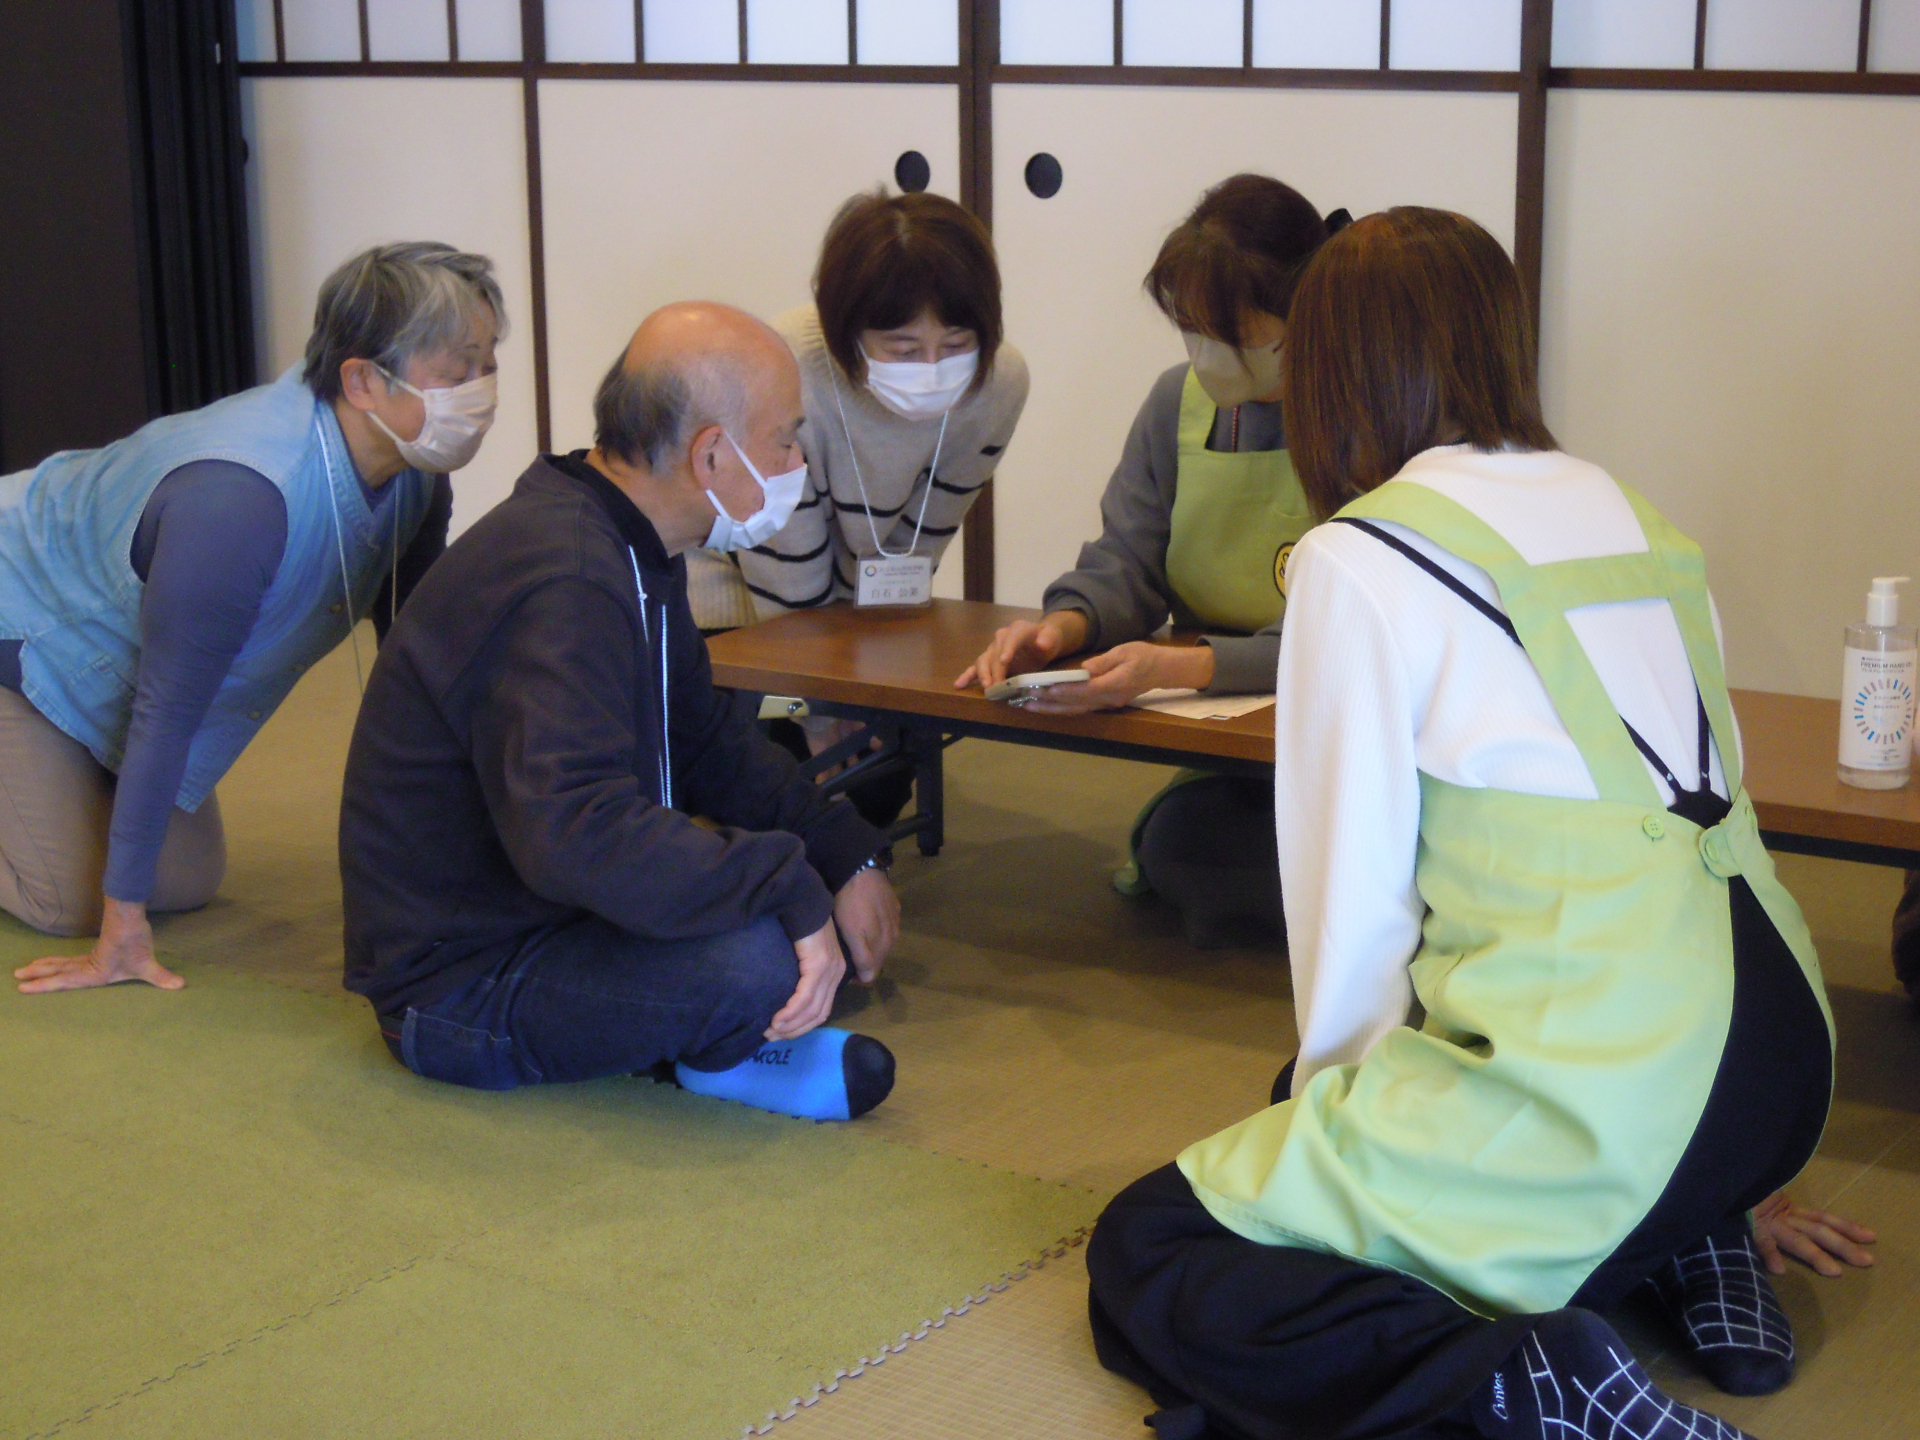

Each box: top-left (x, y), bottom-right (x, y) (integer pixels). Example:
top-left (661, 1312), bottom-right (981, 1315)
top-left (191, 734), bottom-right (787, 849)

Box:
top-left (1134, 775), bottom-right (1282, 949)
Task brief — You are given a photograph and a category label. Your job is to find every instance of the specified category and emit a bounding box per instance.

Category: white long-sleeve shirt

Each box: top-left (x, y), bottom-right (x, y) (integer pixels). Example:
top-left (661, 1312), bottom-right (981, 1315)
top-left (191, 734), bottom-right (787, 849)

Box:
top-left (1277, 445), bottom-right (1736, 1098)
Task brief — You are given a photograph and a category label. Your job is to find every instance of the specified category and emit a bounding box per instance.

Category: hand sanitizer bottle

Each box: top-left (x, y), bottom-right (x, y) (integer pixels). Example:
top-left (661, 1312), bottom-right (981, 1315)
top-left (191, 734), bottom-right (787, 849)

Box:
top-left (1839, 576), bottom-right (1917, 789)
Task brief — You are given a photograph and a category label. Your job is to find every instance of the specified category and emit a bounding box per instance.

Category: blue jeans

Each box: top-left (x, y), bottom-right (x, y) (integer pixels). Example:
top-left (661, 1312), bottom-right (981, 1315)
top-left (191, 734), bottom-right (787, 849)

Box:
top-left (378, 914), bottom-right (798, 1091)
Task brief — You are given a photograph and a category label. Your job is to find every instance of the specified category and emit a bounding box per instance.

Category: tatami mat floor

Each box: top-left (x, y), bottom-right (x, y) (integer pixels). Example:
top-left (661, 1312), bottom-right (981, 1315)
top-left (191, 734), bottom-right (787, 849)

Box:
top-left (109, 638), bottom-right (1920, 1438)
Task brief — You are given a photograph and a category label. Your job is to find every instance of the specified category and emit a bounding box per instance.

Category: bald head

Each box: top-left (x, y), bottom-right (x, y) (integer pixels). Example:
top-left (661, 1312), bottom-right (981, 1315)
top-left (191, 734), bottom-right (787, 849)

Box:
top-left (593, 301), bottom-right (797, 475)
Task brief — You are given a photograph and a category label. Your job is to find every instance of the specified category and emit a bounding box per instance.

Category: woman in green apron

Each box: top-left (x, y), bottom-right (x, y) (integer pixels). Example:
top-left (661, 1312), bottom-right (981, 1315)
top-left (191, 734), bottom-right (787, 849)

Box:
top-left (1083, 210), bottom-right (1849, 1440)
top-left (958, 175), bottom-right (1346, 947)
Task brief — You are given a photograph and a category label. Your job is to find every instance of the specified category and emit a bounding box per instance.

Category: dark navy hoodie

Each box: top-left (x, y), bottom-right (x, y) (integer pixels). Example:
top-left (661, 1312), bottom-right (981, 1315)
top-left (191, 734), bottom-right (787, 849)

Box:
top-left (339, 451), bottom-right (881, 1015)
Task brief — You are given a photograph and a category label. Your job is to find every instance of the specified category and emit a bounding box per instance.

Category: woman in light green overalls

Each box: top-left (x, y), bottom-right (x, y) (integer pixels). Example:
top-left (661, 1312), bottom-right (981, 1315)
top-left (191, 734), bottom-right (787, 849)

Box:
top-left (1082, 211), bottom-right (1844, 1440)
top-left (960, 175), bottom-right (1345, 947)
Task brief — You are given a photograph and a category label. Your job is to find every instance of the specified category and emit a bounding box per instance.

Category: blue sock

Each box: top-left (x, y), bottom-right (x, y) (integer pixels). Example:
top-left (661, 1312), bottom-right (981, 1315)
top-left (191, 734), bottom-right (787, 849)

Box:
top-left (674, 1027), bottom-right (895, 1121)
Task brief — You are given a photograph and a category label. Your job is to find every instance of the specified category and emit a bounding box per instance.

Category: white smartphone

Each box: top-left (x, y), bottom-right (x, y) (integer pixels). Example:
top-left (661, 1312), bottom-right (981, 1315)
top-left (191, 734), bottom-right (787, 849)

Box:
top-left (983, 669), bottom-right (1092, 703)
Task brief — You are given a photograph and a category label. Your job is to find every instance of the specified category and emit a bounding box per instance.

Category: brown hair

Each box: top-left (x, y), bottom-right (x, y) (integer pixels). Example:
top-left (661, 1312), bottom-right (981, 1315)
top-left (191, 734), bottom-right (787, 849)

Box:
top-left (813, 189), bottom-right (1002, 395)
top-left (1145, 174), bottom-right (1332, 345)
top-left (1283, 207), bottom-right (1557, 518)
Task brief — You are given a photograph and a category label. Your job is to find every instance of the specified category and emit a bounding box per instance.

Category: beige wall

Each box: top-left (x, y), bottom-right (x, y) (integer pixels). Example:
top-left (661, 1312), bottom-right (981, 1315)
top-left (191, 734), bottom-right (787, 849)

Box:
top-left (535, 80), bottom-right (966, 592)
top-left (989, 84), bottom-right (1521, 608)
top-left (238, 77), bottom-right (1920, 688)
top-left (242, 77), bottom-right (539, 534)
top-left (1540, 89), bottom-right (1920, 699)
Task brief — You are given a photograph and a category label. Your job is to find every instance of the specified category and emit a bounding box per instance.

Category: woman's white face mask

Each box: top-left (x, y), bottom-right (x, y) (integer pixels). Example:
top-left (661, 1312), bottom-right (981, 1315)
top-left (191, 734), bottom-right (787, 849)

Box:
top-left (370, 368), bottom-right (498, 474)
top-left (861, 349), bottom-right (978, 421)
top-left (1183, 332), bottom-right (1285, 410)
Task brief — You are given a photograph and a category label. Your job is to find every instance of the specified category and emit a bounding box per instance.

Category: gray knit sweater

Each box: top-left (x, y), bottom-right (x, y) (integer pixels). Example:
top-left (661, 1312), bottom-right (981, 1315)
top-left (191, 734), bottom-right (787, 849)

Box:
top-left (1043, 363), bottom-right (1286, 696)
top-left (687, 305), bottom-right (1030, 629)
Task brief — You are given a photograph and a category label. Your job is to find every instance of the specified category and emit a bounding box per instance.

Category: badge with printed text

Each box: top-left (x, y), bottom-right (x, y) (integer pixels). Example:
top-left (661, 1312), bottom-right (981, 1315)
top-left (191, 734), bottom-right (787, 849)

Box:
top-left (856, 555), bottom-right (933, 607)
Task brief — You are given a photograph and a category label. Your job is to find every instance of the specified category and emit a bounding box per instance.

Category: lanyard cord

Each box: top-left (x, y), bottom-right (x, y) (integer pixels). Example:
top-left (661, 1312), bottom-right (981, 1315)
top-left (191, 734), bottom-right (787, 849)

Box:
top-left (1331, 516), bottom-right (1720, 810)
top-left (316, 419), bottom-right (365, 695)
top-left (828, 370), bottom-right (949, 561)
top-left (317, 419), bottom-right (410, 696)
top-left (629, 548), bottom-right (671, 810)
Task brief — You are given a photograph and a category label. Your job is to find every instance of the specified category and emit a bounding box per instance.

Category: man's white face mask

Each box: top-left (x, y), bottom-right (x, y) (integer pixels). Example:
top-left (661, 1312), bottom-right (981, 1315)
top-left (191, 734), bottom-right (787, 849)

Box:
top-left (1182, 332), bottom-right (1285, 410)
top-left (861, 348), bottom-right (978, 421)
top-left (369, 368), bottom-right (498, 473)
top-left (707, 432), bottom-right (807, 552)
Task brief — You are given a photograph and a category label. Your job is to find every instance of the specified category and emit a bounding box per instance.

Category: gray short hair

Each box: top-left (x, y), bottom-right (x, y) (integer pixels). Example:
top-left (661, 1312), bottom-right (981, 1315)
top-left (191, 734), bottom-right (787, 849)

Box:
top-left (302, 242), bottom-right (506, 401)
top-left (594, 348), bottom-right (751, 472)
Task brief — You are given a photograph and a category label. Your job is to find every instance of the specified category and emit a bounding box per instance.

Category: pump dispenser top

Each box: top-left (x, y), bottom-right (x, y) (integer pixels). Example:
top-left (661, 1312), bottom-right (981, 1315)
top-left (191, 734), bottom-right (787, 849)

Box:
top-left (1867, 576), bottom-right (1910, 627)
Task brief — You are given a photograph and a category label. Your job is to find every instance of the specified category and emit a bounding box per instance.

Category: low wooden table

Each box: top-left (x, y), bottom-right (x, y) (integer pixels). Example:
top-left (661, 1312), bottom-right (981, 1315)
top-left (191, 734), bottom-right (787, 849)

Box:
top-left (707, 599), bottom-right (1920, 869)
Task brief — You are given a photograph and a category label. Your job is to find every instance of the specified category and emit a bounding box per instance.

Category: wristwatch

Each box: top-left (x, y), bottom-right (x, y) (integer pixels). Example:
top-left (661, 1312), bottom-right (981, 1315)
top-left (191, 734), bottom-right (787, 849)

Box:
top-left (858, 848), bottom-right (893, 874)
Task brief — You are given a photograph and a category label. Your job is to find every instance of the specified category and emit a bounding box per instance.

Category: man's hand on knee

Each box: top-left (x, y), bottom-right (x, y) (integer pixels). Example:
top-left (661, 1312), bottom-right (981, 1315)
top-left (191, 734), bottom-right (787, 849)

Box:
top-left (833, 865), bottom-right (899, 984)
top-left (14, 897), bottom-right (185, 994)
top-left (767, 919), bottom-right (846, 1040)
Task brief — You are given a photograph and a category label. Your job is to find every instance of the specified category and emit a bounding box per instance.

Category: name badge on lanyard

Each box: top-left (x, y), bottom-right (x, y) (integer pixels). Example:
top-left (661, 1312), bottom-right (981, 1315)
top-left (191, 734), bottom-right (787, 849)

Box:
top-left (857, 554), bottom-right (933, 607)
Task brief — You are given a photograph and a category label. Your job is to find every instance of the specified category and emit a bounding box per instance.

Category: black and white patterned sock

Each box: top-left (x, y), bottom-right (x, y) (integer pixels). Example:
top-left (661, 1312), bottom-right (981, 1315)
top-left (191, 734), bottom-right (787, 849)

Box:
top-left (1643, 1225), bottom-right (1795, 1396)
top-left (1469, 1308), bottom-right (1758, 1440)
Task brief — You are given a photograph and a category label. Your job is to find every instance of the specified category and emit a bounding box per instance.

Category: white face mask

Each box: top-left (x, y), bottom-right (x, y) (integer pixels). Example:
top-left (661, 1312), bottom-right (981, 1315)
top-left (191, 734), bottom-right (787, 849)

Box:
top-left (368, 368), bottom-right (498, 474)
top-left (707, 433), bottom-right (807, 552)
top-left (861, 349), bottom-right (978, 421)
top-left (1183, 332), bottom-right (1285, 410)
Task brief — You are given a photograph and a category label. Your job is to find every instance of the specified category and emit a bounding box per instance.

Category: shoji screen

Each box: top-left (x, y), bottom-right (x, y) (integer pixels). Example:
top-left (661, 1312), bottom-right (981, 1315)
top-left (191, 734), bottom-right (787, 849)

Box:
top-left (1540, 90), bottom-right (1920, 696)
top-left (536, 80), bottom-right (965, 588)
top-left (243, 78), bottom-right (539, 530)
top-left (989, 86), bottom-right (1520, 607)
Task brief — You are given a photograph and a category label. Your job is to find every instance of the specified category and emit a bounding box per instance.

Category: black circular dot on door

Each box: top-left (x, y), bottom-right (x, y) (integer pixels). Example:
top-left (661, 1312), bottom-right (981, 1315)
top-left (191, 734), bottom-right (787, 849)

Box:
top-left (893, 150), bottom-right (931, 193)
top-left (1024, 152), bottom-right (1063, 199)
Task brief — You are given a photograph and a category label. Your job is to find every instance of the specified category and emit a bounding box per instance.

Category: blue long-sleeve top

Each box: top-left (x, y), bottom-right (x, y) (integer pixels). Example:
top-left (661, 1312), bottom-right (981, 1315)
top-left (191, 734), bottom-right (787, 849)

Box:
top-left (0, 460), bottom-right (453, 903)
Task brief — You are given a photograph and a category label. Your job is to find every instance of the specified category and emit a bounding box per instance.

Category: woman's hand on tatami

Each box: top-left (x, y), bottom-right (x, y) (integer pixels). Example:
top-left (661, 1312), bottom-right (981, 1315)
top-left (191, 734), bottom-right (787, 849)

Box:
top-left (1017, 641), bottom-right (1217, 715)
top-left (1751, 1190), bottom-right (1876, 1276)
top-left (14, 896), bottom-right (184, 993)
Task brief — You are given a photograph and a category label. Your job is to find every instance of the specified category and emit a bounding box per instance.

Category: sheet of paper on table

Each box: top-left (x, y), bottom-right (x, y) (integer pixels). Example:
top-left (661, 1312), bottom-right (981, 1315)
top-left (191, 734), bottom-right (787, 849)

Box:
top-left (1128, 689), bottom-right (1276, 720)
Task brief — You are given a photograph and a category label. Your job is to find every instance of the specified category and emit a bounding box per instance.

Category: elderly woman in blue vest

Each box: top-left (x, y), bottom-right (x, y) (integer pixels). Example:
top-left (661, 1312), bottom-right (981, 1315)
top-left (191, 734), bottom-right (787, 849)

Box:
top-left (7, 241), bottom-right (503, 994)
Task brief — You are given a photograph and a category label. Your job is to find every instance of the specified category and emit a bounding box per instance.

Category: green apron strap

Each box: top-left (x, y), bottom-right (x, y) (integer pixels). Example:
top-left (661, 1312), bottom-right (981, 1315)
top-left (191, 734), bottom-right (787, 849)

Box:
top-left (1618, 486), bottom-right (1744, 794)
top-left (1338, 482), bottom-right (1666, 806)
top-left (1176, 368), bottom-right (1215, 453)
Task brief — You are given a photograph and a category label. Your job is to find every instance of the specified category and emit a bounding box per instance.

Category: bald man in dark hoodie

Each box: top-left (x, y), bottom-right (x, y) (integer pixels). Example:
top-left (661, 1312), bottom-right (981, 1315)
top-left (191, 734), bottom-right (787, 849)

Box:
top-left (339, 303), bottom-right (899, 1121)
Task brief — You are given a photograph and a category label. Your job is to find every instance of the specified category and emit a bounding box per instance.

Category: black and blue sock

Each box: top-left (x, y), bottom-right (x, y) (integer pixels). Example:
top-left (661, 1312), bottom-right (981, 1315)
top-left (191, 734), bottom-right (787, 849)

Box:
top-left (674, 1026), bottom-right (895, 1121)
top-left (1643, 1225), bottom-right (1795, 1396)
top-left (1470, 1308), bottom-right (1756, 1440)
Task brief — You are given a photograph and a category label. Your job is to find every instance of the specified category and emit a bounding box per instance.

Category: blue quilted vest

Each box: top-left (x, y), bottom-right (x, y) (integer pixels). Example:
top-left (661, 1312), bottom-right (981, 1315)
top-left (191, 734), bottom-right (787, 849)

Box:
top-left (0, 366), bottom-right (435, 809)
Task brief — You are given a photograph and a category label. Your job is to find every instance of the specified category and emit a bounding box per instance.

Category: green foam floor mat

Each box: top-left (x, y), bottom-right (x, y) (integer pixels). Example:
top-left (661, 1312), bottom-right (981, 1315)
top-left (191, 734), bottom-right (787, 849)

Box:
top-left (0, 959), bottom-right (1100, 1439)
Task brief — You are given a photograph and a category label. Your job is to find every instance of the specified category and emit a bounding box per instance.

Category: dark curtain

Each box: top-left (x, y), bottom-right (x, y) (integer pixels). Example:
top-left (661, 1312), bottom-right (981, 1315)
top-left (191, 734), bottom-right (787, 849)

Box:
top-left (121, 0), bottom-right (256, 415)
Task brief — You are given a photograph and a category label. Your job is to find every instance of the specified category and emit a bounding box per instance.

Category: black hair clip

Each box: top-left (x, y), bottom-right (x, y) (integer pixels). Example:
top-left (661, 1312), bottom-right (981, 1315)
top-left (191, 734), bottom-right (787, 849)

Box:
top-left (1324, 208), bottom-right (1353, 235)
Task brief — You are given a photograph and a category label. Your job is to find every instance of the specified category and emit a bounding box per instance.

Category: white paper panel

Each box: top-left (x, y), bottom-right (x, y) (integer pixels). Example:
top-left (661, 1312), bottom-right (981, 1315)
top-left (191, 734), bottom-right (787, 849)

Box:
top-left (1252, 0), bottom-right (1380, 69)
top-left (1123, 0), bottom-right (1242, 67)
top-left (242, 77), bottom-right (538, 534)
top-left (1390, 0), bottom-right (1522, 70)
top-left (234, 0), bottom-right (277, 62)
top-left (1542, 90), bottom-right (1920, 695)
top-left (1552, 0), bottom-right (1696, 67)
top-left (991, 85), bottom-right (1518, 606)
top-left (456, 0), bottom-right (523, 60)
top-left (546, 0), bottom-right (635, 63)
top-left (1703, 0), bottom-right (1859, 71)
top-left (748, 0), bottom-right (849, 64)
top-left (1869, 0), bottom-right (1920, 71)
top-left (282, 0), bottom-right (362, 61)
top-left (540, 80), bottom-right (958, 455)
top-left (1000, 0), bottom-right (1114, 66)
top-left (643, 0), bottom-right (738, 62)
top-left (369, 0), bottom-right (450, 61)
top-left (858, 0), bottom-right (959, 64)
